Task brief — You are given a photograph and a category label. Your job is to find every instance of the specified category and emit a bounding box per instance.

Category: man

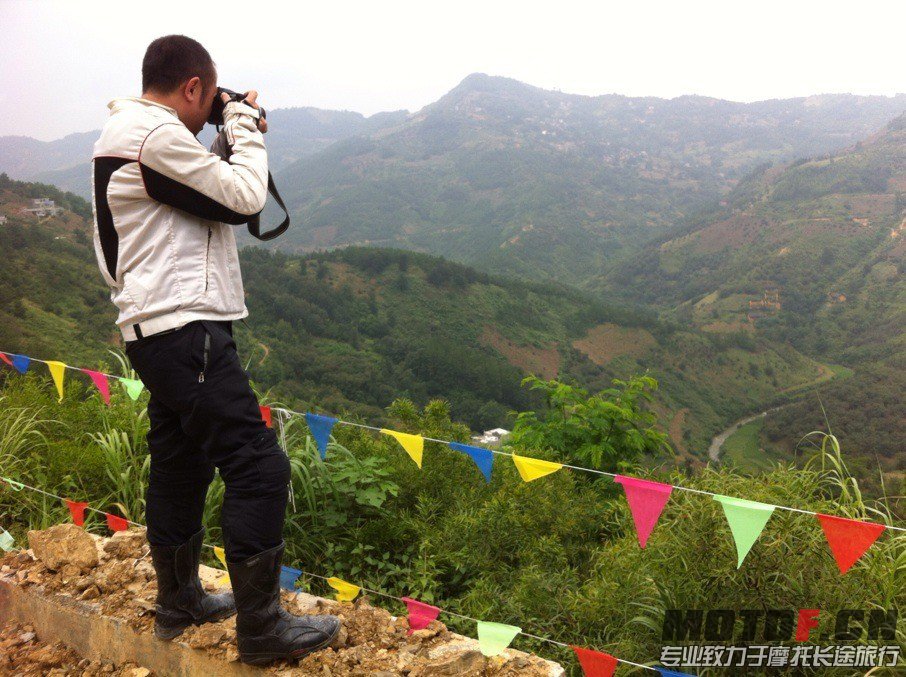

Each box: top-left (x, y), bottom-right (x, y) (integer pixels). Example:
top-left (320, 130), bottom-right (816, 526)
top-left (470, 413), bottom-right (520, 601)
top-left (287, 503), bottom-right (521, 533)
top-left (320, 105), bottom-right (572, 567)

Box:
top-left (90, 34), bottom-right (340, 665)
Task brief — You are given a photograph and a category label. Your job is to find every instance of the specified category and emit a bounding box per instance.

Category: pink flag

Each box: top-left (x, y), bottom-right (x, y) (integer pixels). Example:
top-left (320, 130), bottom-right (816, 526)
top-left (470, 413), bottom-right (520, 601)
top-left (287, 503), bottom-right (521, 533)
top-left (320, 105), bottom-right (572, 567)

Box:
top-left (0, 353), bottom-right (12, 367)
top-left (817, 514), bottom-right (885, 575)
top-left (571, 646), bottom-right (618, 677)
top-left (106, 513), bottom-right (129, 532)
top-left (260, 405), bottom-right (272, 428)
top-left (402, 597), bottom-right (441, 634)
top-left (66, 500), bottom-right (88, 527)
top-left (82, 369), bottom-right (111, 406)
top-left (614, 475), bottom-right (673, 548)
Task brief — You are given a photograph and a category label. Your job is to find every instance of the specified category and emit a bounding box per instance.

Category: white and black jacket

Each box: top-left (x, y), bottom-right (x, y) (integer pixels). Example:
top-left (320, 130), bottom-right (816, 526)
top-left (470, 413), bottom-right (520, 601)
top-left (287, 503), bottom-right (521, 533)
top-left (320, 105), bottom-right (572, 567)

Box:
top-left (91, 97), bottom-right (267, 342)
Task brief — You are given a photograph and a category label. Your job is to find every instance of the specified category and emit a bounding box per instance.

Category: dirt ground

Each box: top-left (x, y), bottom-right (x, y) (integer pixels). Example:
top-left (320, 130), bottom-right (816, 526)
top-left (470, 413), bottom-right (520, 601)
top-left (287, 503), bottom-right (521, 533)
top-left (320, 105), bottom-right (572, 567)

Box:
top-left (0, 525), bottom-right (557, 676)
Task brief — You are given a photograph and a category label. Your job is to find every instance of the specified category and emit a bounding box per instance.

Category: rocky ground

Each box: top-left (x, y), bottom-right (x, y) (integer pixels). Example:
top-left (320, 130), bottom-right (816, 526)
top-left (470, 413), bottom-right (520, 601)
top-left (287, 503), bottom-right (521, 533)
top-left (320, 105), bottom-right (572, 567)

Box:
top-left (0, 524), bottom-right (559, 676)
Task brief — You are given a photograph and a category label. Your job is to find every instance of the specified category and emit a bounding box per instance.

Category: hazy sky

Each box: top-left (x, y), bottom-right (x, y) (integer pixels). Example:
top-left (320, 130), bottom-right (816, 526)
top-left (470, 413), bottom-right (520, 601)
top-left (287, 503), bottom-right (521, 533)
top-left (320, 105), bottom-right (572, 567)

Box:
top-left (2, 0), bottom-right (904, 140)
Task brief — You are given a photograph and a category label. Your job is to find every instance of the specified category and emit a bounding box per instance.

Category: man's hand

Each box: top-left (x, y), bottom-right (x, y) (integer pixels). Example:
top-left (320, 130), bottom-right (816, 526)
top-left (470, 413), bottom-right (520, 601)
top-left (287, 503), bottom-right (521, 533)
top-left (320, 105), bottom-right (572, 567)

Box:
top-left (222, 89), bottom-right (268, 133)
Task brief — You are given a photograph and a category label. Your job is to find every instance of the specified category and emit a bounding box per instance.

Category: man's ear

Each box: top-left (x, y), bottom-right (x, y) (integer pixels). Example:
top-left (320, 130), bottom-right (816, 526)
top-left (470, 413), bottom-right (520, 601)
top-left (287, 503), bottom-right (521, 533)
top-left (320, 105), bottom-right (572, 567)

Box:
top-left (183, 76), bottom-right (202, 102)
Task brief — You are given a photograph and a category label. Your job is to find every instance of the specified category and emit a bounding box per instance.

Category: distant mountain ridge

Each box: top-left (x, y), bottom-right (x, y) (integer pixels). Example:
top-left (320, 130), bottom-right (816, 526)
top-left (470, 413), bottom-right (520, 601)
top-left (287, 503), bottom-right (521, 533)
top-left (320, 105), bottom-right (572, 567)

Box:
top-left (0, 106), bottom-right (409, 197)
top-left (260, 74), bottom-right (906, 283)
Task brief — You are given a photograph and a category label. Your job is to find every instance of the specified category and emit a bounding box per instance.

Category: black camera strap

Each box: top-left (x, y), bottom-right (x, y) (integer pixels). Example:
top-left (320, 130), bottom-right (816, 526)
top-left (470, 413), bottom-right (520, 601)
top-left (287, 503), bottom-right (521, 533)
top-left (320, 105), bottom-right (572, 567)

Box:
top-left (247, 172), bottom-right (290, 241)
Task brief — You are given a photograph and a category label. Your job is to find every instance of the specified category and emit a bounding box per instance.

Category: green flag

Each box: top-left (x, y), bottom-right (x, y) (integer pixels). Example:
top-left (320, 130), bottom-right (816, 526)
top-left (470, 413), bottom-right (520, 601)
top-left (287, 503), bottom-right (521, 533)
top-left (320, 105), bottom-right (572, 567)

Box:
top-left (477, 621), bottom-right (521, 657)
top-left (714, 495), bottom-right (775, 568)
top-left (120, 378), bottom-right (144, 401)
top-left (0, 527), bottom-right (15, 552)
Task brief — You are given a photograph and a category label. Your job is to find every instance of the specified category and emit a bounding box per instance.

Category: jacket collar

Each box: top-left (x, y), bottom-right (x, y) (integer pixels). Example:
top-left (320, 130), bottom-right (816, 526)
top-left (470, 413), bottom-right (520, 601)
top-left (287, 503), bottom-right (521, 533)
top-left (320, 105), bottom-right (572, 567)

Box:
top-left (107, 97), bottom-right (179, 118)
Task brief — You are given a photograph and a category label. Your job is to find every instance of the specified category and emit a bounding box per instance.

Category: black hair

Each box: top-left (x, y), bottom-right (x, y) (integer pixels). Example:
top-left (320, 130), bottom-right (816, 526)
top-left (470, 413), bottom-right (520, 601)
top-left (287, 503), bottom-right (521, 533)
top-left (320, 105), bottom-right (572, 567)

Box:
top-left (141, 35), bottom-right (216, 94)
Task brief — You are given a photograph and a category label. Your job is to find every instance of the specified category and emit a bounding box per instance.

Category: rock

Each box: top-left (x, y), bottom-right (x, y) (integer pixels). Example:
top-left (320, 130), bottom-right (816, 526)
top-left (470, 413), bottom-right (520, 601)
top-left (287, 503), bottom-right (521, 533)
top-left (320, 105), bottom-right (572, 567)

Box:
top-left (129, 668), bottom-right (151, 677)
top-left (419, 650), bottom-right (486, 676)
top-left (27, 524), bottom-right (98, 572)
top-left (103, 529), bottom-right (147, 560)
top-left (330, 623), bottom-right (349, 649)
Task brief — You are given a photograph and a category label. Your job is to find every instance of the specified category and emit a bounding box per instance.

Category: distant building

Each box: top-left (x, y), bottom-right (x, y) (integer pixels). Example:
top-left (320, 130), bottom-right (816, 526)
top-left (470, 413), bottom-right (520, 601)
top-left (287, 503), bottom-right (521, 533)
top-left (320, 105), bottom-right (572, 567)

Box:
top-left (0, 215), bottom-right (7, 225)
top-left (470, 427), bottom-right (511, 445)
top-left (23, 198), bottom-right (62, 218)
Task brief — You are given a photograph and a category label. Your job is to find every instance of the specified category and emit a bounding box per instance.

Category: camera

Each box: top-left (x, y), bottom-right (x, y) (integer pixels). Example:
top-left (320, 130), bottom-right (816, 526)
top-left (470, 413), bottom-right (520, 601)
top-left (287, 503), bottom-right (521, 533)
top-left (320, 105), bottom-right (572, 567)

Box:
top-left (208, 87), bottom-right (267, 126)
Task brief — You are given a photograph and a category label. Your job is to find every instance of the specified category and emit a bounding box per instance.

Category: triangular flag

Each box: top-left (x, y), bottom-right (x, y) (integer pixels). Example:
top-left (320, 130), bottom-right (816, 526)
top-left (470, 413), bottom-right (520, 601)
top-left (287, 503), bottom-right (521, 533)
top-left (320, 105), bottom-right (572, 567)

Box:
top-left (657, 669), bottom-right (695, 676)
top-left (46, 360), bottom-right (67, 402)
top-left (512, 454), bottom-right (563, 482)
top-left (380, 429), bottom-right (424, 468)
top-left (259, 405), bottom-right (272, 428)
top-left (614, 475), bottom-right (673, 548)
top-left (66, 500), bottom-right (88, 527)
top-left (305, 413), bottom-right (337, 460)
top-left (280, 566), bottom-right (302, 591)
top-left (120, 377), bottom-right (144, 400)
top-left (448, 442), bottom-right (494, 482)
top-left (402, 597), bottom-right (441, 634)
top-left (327, 576), bottom-right (360, 602)
top-left (106, 513), bottom-right (129, 532)
top-left (714, 495), bottom-right (775, 568)
top-left (213, 546), bottom-right (230, 585)
top-left (11, 354), bottom-right (31, 374)
top-left (0, 528), bottom-right (15, 552)
top-left (82, 370), bottom-right (111, 406)
top-left (571, 646), bottom-right (618, 677)
top-left (817, 514), bottom-right (886, 575)
top-left (0, 352), bottom-right (12, 367)
top-left (477, 621), bottom-right (521, 656)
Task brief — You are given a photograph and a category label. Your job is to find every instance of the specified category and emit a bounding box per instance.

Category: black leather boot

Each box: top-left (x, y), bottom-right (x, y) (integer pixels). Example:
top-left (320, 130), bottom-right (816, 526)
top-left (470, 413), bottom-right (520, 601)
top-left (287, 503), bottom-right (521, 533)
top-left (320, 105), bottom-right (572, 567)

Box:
top-left (227, 540), bottom-right (341, 665)
top-left (149, 527), bottom-right (237, 640)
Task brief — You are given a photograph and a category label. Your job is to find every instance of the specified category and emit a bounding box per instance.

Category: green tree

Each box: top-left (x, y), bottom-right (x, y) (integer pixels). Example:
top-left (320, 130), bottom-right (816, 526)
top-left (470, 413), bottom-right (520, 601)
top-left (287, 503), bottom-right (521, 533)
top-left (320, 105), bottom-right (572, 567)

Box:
top-left (506, 375), bottom-right (670, 471)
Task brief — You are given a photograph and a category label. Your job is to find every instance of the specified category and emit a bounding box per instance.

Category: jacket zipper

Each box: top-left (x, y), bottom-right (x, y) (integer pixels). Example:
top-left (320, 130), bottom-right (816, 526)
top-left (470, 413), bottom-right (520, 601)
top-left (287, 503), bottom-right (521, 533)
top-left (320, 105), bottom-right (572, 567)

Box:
top-left (204, 227), bottom-right (212, 292)
top-left (198, 330), bottom-right (211, 383)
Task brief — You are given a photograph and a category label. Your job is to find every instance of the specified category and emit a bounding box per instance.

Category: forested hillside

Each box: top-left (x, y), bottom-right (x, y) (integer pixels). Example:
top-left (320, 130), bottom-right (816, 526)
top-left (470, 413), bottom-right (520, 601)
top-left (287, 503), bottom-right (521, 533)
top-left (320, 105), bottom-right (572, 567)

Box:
top-left (0, 175), bottom-right (830, 458)
top-left (598, 114), bottom-right (906, 473)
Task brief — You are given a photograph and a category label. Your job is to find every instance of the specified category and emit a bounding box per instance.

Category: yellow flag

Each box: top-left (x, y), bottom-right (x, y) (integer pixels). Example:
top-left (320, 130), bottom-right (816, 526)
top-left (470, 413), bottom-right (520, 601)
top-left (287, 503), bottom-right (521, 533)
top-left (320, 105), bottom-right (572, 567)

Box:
top-left (45, 361), bottom-right (67, 402)
top-left (327, 576), bottom-right (360, 602)
top-left (213, 546), bottom-right (230, 585)
top-left (380, 429), bottom-right (424, 468)
top-left (512, 454), bottom-right (563, 482)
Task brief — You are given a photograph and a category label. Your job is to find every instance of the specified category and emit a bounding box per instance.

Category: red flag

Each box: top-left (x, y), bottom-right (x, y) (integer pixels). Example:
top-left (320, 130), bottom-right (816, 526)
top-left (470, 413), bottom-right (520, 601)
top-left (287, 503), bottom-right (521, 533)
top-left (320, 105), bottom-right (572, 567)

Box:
top-left (571, 646), bottom-right (618, 677)
top-left (260, 405), bottom-right (272, 428)
top-left (66, 500), bottom-right (88, 527)
top-left (614, 475), bottom-right (673, 548)
top-left (0, 353), bottom-right (12, 367)
top-left (402, 597), bottom-right (441, 634)
top-left (817, 514), bottom-right (885, 575)
top-left (82, 369), bottom-right (111, 406)
top-left (106, 513), bottom-right (129, 532)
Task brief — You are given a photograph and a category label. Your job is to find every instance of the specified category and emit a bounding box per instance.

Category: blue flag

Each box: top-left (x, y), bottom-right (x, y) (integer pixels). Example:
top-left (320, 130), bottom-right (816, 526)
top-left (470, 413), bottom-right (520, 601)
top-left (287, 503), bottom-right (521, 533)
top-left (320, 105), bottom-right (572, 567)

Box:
top-left (448, 442), bottom-right (494, 483)
top-left (305, 413), bottom-right (337, 460)
top-left (280, 566), bottom-right (302, 591)
top-left (11, 354), bottom-right (30, 374)
top-left (657, 668), bottom-right (695, 676)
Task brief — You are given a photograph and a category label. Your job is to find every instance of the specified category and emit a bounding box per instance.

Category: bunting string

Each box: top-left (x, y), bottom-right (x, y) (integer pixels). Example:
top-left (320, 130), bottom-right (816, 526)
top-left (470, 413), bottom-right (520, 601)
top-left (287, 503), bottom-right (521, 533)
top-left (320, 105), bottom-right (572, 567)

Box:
top-left (271, 406), bottom-right (906, 535)
top-left (0, 474), bottom-right (672, 675)
top-left (1, 345), bottom-right (903, 570)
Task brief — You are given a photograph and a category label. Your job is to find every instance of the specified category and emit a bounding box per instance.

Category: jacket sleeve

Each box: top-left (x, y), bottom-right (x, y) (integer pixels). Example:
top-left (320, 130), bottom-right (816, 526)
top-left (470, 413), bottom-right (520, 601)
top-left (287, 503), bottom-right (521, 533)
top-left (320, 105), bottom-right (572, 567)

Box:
top-left (138, 101), bottom-right (268, 224)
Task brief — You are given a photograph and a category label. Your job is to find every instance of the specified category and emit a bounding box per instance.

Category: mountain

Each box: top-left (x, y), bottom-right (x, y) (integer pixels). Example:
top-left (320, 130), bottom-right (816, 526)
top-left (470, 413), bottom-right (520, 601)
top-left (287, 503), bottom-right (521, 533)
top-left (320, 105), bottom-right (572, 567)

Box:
top-left (597, 114), bottom-right (906, 471)
top-left (258, 74), bottom-right (905, 284)
top-left (0, 174), bottom-right (832, 461)
top-left (0, 106), bottom-right (409, 199)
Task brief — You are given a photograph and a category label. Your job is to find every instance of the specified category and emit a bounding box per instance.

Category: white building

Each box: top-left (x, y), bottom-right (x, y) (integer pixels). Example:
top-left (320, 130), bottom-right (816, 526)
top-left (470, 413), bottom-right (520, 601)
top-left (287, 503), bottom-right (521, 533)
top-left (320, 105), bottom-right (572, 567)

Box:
top-left (0, 215), bottom-right (7, 225)
top-left (23, 198), bottom-right (62, 218)
top-left (470, 427), bottom-right (511, 445)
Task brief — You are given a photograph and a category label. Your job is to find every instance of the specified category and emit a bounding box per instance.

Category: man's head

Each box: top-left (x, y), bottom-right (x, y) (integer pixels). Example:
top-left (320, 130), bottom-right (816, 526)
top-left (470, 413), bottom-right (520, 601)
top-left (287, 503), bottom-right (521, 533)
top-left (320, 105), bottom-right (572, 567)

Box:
top-left (141, 35), bottom-right (217, 135)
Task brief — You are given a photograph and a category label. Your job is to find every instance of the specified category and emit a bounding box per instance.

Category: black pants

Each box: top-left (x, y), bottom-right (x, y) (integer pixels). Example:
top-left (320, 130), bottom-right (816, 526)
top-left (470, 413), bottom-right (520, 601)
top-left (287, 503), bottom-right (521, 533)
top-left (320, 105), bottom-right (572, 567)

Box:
top-left (125, 319), bottom-right (290, 562)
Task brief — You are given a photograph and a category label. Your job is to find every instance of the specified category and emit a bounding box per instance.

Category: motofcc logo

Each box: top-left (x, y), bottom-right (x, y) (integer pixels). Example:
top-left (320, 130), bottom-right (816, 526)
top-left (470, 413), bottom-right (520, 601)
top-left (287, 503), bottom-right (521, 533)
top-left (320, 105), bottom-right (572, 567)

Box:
top-left (662, 608), bottom-right (898, 642)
